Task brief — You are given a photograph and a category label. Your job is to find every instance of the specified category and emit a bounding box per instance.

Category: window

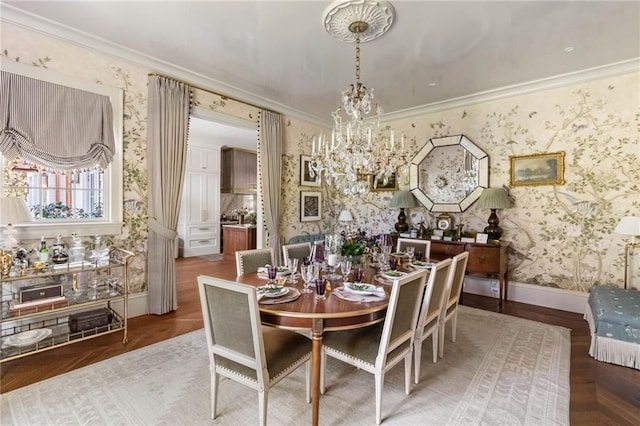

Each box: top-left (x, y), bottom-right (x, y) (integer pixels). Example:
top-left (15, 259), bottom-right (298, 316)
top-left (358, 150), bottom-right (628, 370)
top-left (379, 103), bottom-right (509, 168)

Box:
top-left (1, 60), bottom-right (123, 240)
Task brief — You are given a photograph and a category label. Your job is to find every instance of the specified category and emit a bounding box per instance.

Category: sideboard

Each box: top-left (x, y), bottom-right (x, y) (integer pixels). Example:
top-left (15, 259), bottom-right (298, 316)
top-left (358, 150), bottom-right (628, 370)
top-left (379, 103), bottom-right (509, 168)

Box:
top-left (396, 238), bottom-right (510, 304)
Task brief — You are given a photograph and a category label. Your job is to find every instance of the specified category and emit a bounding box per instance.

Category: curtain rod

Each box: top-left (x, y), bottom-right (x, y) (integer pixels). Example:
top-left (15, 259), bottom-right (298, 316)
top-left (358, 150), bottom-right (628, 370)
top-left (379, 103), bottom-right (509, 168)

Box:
top-left (147, 72), bottom-right (275, 114)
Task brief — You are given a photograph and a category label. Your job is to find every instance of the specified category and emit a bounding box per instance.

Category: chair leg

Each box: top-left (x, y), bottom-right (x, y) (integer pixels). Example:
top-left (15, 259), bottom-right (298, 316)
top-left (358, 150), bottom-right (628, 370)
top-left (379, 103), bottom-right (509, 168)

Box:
top-left (305, 360), bottom-right (311, 403)
top-left (375, 371), bottom-right (385, 425)
top-left (438, 322), bottom-right (445, 359)
top-left (320, 349), bottom-right (326, 394)
top-left (211, 369), bottom-right (219, 419)
top-left (414, 333), bottom-right (423, 384)
top-left (431, 331), bottom-right (438, 363)
top-left (258, 389), bottom-right (268, 426)
top-left (404, 353), bottom-right (412, 395)
top-left (451, 311), bottom-right (458, 342)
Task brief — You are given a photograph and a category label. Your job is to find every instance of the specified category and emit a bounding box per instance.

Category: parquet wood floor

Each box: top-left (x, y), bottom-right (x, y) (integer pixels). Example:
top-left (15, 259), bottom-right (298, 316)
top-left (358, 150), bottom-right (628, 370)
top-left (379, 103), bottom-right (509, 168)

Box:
top-left (1, 255), bottom-right (639, 425)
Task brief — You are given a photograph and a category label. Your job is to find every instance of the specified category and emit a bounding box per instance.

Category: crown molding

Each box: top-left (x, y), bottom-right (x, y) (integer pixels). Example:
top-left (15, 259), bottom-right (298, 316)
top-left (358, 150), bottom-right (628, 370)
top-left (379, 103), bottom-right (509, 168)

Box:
top-left (3, 4), bottom-right (637, 128)
top-left (1, 4), bottom-right (328, 128)
top-left (382, 58), bottom-right (640, 123)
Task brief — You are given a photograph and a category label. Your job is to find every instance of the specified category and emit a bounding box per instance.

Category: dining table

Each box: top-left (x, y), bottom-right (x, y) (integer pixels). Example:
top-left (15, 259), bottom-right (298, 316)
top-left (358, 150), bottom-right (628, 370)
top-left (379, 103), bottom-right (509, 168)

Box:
top-left (235, 267), bottom-right (395, 426)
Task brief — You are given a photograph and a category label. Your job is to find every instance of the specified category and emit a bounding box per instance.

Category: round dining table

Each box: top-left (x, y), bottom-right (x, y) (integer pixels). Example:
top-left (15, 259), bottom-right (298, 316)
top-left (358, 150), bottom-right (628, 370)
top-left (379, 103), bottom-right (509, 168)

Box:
top-left (235, 270), bottom-right (392, 426)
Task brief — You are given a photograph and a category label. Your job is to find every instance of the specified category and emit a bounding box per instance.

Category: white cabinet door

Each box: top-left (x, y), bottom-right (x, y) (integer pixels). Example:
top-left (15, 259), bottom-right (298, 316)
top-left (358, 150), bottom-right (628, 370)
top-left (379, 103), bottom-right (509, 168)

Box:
top-left (185, 172), bottom-right (219, 223)
top-left (187, 146), bottom-right (220, 172)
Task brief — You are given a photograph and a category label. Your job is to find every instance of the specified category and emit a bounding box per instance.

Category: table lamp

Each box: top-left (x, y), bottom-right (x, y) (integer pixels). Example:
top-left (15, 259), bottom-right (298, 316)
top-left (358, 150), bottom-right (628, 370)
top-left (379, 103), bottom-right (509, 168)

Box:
top-left (476, 188), bottom-right (513, 240)
top-left (1, 197), bottom-right (32, 248)
top-left (338, 209), bottom-right (353, 231)
top-left (389, 190), bottom-right (417, 233)
top-left (614, 216), bottom-right (640, 289)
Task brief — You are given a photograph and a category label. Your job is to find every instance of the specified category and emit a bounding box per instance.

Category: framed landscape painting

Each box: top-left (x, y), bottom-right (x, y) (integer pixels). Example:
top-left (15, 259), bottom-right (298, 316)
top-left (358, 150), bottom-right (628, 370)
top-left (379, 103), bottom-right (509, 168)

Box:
top-left (300, 191), bottom-right (321, 222)
top-left (300, 155), bottom-right (320, 187)
top-left (510, 152), bottom-right (565, 187)
top-left (369, 172), bottom-right (398, 192)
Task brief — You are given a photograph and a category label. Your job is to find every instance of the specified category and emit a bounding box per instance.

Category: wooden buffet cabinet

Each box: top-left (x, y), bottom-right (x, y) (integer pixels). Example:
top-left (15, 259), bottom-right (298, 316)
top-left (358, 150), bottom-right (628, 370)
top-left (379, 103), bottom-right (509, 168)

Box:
top-left (428, 240), bottom-right (510, 302)
top-left (222, 225), bottom-right (257, 255)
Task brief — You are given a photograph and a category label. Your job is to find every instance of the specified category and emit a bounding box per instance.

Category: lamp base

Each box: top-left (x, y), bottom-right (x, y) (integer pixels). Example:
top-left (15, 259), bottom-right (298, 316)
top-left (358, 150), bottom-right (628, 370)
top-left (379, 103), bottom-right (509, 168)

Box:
top-left (395, 208), bottom-right (409, 233)
top-left (484, 208), bottom-right (503, 240)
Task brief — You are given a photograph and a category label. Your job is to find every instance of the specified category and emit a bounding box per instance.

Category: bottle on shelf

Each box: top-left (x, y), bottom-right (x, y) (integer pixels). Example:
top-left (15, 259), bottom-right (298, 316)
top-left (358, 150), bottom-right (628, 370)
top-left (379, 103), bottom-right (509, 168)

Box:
top-left (38, 237), bottom-right (49, 263)
top-left (51, 234), bottom-right (69, 264)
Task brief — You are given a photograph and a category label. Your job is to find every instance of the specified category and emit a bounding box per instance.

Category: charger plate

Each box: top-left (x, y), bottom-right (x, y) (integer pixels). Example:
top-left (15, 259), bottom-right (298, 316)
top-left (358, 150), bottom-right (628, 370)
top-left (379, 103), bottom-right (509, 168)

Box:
top-left (258, 287), bottom-right (301, 305)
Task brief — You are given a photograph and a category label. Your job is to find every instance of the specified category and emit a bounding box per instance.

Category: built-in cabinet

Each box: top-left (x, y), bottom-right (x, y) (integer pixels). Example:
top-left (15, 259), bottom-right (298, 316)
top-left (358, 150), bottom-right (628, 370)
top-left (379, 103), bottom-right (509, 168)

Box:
top-left (221, 148), bottom-right (257, 194)
top-left (178, 145), bottom-right (221, 257)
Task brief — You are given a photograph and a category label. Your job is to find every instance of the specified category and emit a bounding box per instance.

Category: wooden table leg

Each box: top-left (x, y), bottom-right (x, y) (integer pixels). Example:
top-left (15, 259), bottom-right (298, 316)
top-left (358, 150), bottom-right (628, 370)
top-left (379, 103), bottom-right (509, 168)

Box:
top-left (311, 319), bottom-right (323, 426)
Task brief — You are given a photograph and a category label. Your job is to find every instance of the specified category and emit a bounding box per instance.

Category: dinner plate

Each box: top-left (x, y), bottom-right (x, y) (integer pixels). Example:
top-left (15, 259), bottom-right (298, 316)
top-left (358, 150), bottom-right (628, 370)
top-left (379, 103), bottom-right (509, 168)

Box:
top-left (256, 286), bottom-right (288, 298)
top-left (5, 328), bottom-right (52, 347)
top-left (343, 283), bottom-right (382, 296)
top-left (410, 261), bottom-right (436, 269)
top-left (382, 270), bottom-right (407, 279)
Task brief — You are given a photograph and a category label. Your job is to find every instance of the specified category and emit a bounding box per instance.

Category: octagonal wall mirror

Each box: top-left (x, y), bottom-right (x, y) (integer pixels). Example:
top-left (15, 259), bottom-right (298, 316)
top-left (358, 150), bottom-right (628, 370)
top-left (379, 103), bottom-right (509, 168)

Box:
top-left (409, 134), bottom-right (489, 213)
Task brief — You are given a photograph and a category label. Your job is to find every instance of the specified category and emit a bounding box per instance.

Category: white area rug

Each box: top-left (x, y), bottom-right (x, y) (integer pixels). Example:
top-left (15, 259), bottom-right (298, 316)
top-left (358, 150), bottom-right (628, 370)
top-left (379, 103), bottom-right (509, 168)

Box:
top-left (0, 306), bottom-right (570, 425)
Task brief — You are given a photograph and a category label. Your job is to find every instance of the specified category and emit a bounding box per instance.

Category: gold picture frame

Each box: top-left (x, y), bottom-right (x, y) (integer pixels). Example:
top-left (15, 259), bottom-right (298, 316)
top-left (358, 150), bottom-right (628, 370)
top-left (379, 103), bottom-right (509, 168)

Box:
top-left (509, 151), bottom-right (565, 187)
top-left (369, 172), bottom-right (398, 192)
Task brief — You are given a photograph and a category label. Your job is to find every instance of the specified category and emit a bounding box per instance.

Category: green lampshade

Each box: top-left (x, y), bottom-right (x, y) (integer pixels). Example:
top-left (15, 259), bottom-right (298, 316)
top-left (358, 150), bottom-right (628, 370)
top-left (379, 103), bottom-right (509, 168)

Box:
top-left (389, 190), bottom-right (417, 208)
top-left (477, 188), bottom-right (513, 210)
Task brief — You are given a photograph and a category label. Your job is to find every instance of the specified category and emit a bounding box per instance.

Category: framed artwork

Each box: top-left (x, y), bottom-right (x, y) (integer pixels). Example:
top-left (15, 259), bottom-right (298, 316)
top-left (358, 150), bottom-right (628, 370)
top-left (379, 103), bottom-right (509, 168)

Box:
top-left (369, 172), bottom-right (398, 192)
top-left (300, 191), bottom-right (322, 222)
top-left (300, 155), bottom-right (320, 187)
top-left (509, 151), bottom-right (565, 187)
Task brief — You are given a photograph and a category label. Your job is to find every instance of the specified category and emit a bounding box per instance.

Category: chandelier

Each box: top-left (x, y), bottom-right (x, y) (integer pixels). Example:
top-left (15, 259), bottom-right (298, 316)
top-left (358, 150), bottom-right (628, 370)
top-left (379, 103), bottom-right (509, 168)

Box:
top-left (310, 0), bottom-right (409, 196)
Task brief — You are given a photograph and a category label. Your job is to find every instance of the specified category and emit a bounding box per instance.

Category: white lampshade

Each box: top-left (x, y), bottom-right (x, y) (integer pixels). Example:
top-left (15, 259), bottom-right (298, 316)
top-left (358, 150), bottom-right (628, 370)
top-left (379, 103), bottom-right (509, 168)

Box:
top-left (614, 216), bottom-right (640, 236)
top-left (1, 197), bottom-right (32, 225)
top-left (338, 209), bottom-right (353, 222)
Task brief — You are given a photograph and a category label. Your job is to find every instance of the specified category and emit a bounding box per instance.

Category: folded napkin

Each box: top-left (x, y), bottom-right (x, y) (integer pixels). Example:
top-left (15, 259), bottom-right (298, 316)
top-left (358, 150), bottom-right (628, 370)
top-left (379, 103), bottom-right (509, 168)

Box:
top-left (333, 287), bottom-right (387, 303)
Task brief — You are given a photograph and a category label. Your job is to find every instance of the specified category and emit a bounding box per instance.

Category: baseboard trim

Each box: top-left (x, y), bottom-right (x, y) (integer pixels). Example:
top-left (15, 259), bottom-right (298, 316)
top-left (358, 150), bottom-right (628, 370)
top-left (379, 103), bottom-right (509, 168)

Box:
top-left (463, 277), bottom-right (588, 314)
top-left (111, 292), bottom-right (149, 318)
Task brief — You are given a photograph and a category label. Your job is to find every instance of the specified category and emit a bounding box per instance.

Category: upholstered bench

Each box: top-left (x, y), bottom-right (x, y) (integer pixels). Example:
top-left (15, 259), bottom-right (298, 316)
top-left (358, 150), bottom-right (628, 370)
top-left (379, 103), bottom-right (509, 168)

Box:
top-left (584, 285), bottom-right (640, 369)
top-left (287, 233), bottom-right (325, 245)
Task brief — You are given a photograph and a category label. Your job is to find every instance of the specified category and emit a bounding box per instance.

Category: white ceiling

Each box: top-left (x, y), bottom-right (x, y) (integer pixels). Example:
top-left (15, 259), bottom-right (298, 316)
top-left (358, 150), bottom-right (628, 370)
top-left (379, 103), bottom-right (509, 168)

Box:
top-left (3, 1), bottom-right (639, 127)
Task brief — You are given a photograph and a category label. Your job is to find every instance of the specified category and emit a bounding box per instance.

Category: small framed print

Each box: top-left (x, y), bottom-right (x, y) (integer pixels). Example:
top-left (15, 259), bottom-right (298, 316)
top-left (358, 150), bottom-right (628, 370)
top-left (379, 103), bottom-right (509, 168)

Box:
top-left (509, 151), bottom-right (565, 187)
top-left (369, 172), bottom-right (398, 192)
top-left (300, 191), bottom-right (322, 222)
top-left (300, 155), bottom-right (320, 187)
top-left (475, 233), bottom-right (489, 244)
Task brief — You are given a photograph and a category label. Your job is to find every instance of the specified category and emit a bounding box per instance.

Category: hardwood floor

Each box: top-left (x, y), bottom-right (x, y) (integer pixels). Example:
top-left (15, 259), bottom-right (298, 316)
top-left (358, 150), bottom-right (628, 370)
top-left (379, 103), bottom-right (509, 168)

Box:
top-left (2, 255), bottom-right (639, 425)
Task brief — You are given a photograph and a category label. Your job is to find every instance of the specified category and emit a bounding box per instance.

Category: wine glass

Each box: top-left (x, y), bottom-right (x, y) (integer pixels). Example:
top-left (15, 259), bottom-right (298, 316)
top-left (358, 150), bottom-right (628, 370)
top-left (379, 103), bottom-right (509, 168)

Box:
top-left (352, 267), bottom-right (363, 283)
top-left (300, 264), bottom-right (313, 293)
top-left (406, 246), bottom-right (415, 263)
top-left (341, 259), bottom-right (352, 283)
top-left (415, 251), bottom-right (424, 262)
top-left (286, 258), bottom-right (299, 284)
top-left (266, 265), bottom-right (277, 286)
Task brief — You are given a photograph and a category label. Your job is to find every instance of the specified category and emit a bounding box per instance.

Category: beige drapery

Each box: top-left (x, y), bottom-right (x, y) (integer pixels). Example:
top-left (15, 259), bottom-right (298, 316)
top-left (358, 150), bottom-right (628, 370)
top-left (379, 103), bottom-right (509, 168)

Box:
top-left (146, 76), bottom-right (190, 315)
top-left (258, 110), bottom-right (282, 261)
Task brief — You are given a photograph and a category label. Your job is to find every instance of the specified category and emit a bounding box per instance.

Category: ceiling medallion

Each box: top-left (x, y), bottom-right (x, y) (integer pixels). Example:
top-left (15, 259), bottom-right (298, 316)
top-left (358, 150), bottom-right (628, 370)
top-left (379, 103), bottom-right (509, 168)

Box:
top-left (311, 0), bottom-right (407, 196)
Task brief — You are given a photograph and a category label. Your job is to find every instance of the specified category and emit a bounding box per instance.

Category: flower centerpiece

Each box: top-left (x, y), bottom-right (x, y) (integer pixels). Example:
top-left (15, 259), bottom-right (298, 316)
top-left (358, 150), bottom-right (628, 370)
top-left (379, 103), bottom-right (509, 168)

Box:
top-left (232, 207), bottom-right (249, 224)
top-left (340, 230), bottom-right (381, 265)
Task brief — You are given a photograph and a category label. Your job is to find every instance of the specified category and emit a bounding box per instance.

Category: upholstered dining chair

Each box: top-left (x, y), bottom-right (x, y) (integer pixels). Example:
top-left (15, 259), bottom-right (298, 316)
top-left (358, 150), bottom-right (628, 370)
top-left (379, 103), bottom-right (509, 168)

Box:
top-left (438, 251), bottom-right (470, 358)
top-left (282, 241), bottom-right (312, 265)
top-left (396, 238), bottom-right (431, 260)
top-left (235, 247), bottom-right (275, 276)
top-left (319, 269), bottom-right (428, 425)
top-left (413, 258), bottom-right (453, 384)
top-left (197, 275), bottom-right (311, 426)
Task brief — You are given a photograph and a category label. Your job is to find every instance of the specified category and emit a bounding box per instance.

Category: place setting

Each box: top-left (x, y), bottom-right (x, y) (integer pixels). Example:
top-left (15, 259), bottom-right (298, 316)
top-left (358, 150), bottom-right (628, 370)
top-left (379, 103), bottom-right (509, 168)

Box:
top-left (256, 262), bottom-right (301, 304)
top-left (332, 267), bottom-right (388, 303)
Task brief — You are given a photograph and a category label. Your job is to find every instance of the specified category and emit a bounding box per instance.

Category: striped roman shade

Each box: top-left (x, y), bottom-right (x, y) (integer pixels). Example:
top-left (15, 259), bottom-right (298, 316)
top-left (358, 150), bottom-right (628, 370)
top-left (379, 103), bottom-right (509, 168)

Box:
top-left (0, 71), bottom-right (115, 170)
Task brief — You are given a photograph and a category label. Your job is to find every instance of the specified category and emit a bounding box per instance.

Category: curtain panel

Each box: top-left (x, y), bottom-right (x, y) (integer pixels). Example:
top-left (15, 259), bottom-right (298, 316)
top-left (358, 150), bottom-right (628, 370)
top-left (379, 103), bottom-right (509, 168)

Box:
top-left (0, 71), bottom-right (115, 170)
top-left (258, 110), bottom-right (282, 259)
top-left (146, 75), bottom-right (191, 315)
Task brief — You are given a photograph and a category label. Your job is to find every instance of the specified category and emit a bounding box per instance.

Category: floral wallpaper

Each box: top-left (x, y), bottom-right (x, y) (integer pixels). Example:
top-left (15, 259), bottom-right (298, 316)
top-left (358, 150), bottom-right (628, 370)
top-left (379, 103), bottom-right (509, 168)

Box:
top-left (3, 22), bottom-right (639, 295)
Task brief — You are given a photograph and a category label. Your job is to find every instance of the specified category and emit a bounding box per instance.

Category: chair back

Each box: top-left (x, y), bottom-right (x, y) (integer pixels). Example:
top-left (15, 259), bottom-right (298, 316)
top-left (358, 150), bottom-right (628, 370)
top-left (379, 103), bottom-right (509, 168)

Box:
top-left (444, 251), bottom-right (469, 312)
top-left (417, 258), bottom-right (453, 331)
top-left (282, 242), bottom-right (311, 265)
top-left (378, 270), bottom-right (429, 364)
top-left (197, 275), bottom-right (267, 387)
top-left (236, 248), bottom-right (275, 276)
top-left (396, 238), bottom-right (431, 260)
